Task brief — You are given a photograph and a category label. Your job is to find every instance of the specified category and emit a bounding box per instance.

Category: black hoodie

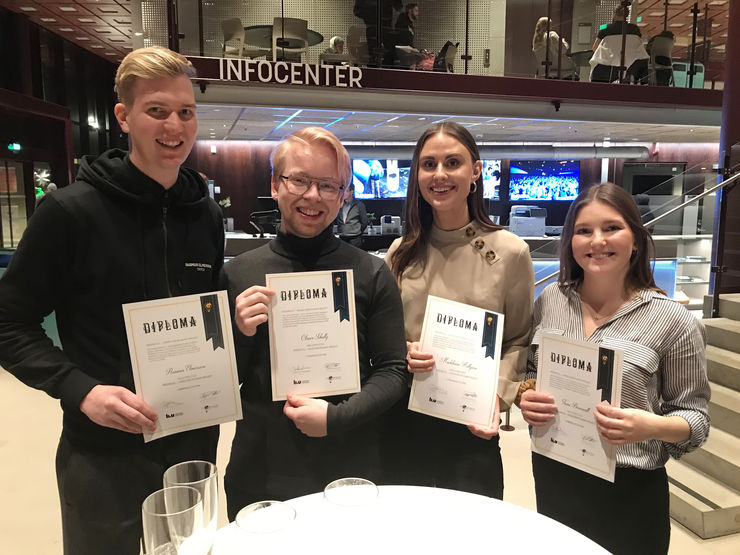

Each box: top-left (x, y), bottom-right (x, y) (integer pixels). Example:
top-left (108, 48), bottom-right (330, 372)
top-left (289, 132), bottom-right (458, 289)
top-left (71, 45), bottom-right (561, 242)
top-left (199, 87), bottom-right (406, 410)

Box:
top-left (0, 149), bottom-right (224, 448)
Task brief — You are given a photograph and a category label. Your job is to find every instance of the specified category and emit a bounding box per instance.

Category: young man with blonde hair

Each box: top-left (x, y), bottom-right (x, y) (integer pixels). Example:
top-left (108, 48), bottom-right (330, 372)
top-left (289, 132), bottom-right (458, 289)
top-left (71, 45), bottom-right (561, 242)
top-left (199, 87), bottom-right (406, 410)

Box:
top-left (0, 46), bottom-right (224, 554)
top-left (221, 127), bottom-right (407, 517)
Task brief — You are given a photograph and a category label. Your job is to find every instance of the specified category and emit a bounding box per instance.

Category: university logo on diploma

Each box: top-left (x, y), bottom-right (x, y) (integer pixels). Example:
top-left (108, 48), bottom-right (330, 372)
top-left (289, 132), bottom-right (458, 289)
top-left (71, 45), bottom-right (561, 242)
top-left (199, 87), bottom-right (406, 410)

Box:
top-left (409, 296), bottom-right (503, 428)
top-left (531, 333), bottom-right (623, 482)
top-left (122, 291), bottom-right (243, 442)
top-left (266, 270), bottom-right (361, 400)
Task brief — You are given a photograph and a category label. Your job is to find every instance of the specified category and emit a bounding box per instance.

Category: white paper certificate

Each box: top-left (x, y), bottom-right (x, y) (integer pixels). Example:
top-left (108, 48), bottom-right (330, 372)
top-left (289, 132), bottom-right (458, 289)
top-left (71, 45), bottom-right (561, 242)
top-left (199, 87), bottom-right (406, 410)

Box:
top-left (409, 296), bottom-right (503, 427)
top-left (122, 291), bottom-right (242, 442)
top-left (531, 333), bottom-right (623, 482)
top-left (266, 270), bottom-right (360, 400)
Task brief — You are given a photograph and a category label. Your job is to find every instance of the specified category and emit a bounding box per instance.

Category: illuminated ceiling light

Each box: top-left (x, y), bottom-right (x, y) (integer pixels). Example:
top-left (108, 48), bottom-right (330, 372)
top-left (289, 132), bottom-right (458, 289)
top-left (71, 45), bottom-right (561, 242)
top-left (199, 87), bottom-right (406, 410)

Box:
top-left (78, 18), bottom-right (94, 23)
top-left (59, 7), bottom-right (77, 12)
top-left (91, 45), bottom-right (103, 49)
top-left (648, 11), bottom-right (664, 16)
top-left (59, 27), bottom-right (73, 32)
top-left (19, 7), bottom-right (37, 12)
top-left (40, 18), bottom-right (57, 22)
top-left (75, 37), bottom-right (90, 41)
top-left (134, 32), bottom-right (144, 36)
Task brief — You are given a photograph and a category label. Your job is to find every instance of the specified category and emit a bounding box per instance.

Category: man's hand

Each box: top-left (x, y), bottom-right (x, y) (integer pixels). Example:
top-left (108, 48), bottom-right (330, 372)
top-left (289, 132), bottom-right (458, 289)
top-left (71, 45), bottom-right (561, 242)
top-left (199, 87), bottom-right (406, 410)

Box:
top-left (406, 341), bottom-right (435, 374)
top-left (79, 385), bottom-right (157, 434)
top-left (234, 286), bottom-right (275, 337)
top-left (283, 394), bottom-right (329, 437)
top-left (520, 390), bottom-right (557, 426)
top-left (467, 395), bottom-right (501, 440)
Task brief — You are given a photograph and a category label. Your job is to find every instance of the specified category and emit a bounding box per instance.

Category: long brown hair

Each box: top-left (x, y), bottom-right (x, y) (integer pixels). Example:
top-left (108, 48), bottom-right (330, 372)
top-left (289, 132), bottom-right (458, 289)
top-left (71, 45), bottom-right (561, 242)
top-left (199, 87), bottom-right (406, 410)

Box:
top-left (390, 122), bottom-right (502, 281)
top-left (558, 182), bottom-right (663, 295)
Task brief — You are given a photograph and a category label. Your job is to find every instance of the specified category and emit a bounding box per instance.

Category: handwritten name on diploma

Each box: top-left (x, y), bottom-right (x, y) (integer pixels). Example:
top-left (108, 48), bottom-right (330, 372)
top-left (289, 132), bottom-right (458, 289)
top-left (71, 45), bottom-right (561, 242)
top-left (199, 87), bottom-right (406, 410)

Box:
top-left (301, 331), bottom-right (329, 343)
top-left (165, 364), bottom-right (206, 375)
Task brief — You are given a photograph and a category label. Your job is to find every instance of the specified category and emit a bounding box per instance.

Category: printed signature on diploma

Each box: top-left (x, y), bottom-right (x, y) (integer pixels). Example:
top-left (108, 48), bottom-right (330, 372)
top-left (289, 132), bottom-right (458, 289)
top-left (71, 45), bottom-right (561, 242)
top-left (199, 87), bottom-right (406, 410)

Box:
top-left (161, 401), bottom-right (184, 409)
top-left (561, 398), bottom-right (591, 414)
top-left (200, 389), bottom-right (221, 400)
top-left (292, 365), bottom-right (310, 372)
top-left (325, 362), bottom-right (340, 369)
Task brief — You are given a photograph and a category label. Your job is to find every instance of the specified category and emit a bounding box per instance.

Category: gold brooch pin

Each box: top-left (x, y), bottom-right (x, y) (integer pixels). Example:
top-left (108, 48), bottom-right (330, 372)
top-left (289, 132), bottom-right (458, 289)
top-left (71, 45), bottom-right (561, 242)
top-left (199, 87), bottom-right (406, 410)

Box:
top-left (465, 226), bottom-right (475, 237)
top-left (474, 239), bottom-right (484, 250)
top-left (205, 302), bottom-right (212, 311)
top-left (485, 250), bottom-right (496, 263)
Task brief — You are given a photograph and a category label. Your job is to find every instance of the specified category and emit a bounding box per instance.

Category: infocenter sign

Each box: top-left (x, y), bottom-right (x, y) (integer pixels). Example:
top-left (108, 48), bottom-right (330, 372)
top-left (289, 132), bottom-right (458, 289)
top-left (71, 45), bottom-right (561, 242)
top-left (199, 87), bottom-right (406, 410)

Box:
top-left (217, 58), bottom-right (363, 88)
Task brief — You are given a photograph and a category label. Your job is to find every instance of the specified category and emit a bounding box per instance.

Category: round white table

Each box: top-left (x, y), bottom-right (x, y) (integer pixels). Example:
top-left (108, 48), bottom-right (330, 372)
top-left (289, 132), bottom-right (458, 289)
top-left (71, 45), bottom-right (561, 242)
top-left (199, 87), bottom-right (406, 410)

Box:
top-left (213, 485), bottom-right (609, 554)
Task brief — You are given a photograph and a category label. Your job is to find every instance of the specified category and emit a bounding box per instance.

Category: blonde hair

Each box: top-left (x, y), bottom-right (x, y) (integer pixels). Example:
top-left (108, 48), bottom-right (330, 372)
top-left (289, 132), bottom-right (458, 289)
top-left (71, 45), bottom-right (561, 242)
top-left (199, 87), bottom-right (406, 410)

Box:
top-left (532, 17), bottom-right (551, 50)
top-left (270, 127), bottom-right (352, 188)
top-left (114, 46), bottom-right (195, 105)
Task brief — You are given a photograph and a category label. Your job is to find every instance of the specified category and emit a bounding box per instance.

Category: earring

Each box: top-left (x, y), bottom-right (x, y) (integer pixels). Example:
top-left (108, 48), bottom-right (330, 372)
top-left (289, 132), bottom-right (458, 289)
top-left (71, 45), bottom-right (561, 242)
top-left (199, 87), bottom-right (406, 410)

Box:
top-left (469, 182), bottom-right (477, 194)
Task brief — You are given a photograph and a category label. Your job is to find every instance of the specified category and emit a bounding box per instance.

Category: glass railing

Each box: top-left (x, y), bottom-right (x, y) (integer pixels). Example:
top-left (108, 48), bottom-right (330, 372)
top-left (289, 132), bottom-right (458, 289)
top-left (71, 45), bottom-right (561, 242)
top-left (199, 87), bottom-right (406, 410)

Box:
top-left (151, 0), bottom-right (727, 89)
top-left (527, 141), bottom-right (738, 318)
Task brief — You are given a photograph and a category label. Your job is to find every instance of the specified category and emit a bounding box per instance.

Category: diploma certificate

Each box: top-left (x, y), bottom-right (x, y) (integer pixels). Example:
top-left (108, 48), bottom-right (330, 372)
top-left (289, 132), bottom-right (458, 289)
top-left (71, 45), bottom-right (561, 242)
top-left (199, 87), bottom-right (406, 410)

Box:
top-left (266, 270), bottom-right (360, 400)
top-left (531, 333), bottom-right (623, 482)
top-left (409, 296), bottom-right (503, 427)
top-left (122, 291), bottom-right (242, 443)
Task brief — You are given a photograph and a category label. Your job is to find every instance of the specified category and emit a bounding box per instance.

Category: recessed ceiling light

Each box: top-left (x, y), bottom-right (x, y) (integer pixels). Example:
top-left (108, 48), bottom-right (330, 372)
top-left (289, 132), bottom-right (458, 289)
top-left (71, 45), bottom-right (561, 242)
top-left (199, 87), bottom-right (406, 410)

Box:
top-left (134, 32), bottom-right (143, 36)
top-left (669, 23), bottom-right (684, 27)
top-left (91, 45), bottom-right (103, 49)
top-left (76, 37), bottom-right (90, 41)
top-left (59, 28), bottom-right (73, 32)
top-left (19, 7), bottom-right (37, 12)
top-left (78, 18), bottom-right (94, 23)
top-left (59, 7), bottom-right (77, 12)
top-left (648, 11), bottom-right (664, 16)
top-left (40, 18), bottom-right (56, 22)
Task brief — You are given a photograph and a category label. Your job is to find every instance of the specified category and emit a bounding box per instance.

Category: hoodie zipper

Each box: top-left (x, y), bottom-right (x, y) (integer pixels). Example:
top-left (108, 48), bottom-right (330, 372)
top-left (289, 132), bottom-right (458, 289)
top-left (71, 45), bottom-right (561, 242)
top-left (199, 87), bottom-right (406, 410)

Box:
top-left (162, 192), bottom-right (172, 297)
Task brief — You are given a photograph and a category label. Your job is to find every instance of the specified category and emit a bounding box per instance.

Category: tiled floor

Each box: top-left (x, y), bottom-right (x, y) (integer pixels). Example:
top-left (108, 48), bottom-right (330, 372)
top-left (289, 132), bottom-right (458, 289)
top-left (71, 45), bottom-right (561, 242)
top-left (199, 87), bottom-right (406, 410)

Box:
top-left (1, 368), bottom-right (738, 554)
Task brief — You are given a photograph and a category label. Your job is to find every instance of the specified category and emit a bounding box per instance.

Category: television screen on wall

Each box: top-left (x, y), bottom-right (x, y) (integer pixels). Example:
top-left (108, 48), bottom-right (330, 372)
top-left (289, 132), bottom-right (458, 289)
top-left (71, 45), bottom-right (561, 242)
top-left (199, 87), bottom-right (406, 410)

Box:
top-left (509, 160), bottom-right (580, 201)
top-left (352, 159), bottom-right (411, 199)
top-left (482, 159), bottom-right (501, 200)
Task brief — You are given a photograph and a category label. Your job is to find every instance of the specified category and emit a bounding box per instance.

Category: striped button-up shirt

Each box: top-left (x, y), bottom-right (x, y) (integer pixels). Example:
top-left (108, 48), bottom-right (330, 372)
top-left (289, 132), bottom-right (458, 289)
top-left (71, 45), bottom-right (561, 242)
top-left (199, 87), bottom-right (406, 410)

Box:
top-left (526, 283), bottom-right (710, 470)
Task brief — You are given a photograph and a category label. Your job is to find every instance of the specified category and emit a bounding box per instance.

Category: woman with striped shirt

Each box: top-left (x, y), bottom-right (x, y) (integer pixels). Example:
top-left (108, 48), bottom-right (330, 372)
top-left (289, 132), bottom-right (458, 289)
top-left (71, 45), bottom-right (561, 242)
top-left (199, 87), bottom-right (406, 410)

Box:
top-left (519, 183), bottom-right (710, 555)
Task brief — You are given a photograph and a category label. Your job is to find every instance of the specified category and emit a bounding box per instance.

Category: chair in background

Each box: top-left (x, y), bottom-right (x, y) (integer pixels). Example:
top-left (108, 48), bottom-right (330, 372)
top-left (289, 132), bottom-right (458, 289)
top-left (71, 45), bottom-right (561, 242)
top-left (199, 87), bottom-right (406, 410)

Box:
top-left (533, 43), bottom-right (576, 79)
top-left (272, 17), bottom-right (308, 62)
top-left (347, 25), bottom-right (369, 65)
top-left (569, 50), bottom-right (593, 81)
top-left (589, 34), bottom-right (648, 83)
top-left (648, 34), bottom-right (675, 86)
top-left (221, 18), bottom-right (269, 59)
top-left (433, 41), bottom-right (459, 73)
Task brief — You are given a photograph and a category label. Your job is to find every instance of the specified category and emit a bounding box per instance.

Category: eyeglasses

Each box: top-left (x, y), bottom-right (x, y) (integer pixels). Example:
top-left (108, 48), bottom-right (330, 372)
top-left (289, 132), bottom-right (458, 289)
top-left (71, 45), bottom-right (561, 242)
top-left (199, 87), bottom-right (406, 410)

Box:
top-left (280, 175), bottom-right (345, 200)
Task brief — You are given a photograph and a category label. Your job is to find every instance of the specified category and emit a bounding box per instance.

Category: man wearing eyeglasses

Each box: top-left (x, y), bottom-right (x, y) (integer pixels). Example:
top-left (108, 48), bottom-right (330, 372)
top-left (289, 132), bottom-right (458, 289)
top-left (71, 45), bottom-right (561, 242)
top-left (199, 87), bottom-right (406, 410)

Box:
top-left (220, 127), bottom-right (407, 517)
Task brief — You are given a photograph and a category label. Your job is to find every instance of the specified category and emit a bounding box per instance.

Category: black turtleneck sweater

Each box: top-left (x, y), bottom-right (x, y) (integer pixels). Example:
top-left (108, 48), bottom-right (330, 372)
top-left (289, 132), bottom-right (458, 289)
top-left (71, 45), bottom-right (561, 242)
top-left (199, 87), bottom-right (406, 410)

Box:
top-left (220, 227), bottom-right (407, 435)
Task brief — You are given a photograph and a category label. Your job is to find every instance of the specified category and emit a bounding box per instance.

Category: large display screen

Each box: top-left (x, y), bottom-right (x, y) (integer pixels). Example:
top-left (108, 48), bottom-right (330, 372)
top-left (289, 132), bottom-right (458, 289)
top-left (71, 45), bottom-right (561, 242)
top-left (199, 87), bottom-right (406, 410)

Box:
top-left (481, 160), bottom-right (501, 200)
top-left (353, 159), bottom-right (410, 199)
top-left (509, 160), bottom-right (579, 201)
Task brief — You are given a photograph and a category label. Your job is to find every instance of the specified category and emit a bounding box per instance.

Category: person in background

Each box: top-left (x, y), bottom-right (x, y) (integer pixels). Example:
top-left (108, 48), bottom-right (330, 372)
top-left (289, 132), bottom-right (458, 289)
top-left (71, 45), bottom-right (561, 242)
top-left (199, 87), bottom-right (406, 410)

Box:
top-left (395, 3), bottom-right (419, 48)
top-left (590, 4), bottom-right (648, 84)
top-left (324, 36), bottom-right (345, 55)
top-left (354, 0), bottom-right (402, 66)
top-left (221, 127), bottom-right (407, 518)
top-left (35, 182), bottom-right (57, 208)
top-left (531, 17), bottom-right (576, 79)
top-left (0, 46), bottom-right (224, 555)
top-left (382, 121), bottom-right (534, 498)
top-left (519, 183), bottom-right (710, 555)
top-left (336, 183), bottom-right (369, 248)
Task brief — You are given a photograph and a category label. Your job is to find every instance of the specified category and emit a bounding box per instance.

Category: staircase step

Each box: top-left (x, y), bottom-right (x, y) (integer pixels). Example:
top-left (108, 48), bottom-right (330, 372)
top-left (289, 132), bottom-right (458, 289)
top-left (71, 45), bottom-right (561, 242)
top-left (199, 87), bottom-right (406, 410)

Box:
top-left (707, 346), bottom-right (740, 391)
top-left (710, 382), bottom-right (740, 438)
top-left (682, 427), bottom-right (740, 491)
top-left (667, 458), bottom-right (740, 538)
top-left (703, 318), bottom-right (740, 355)
top-left (719, 293), bottom-right (740, 321)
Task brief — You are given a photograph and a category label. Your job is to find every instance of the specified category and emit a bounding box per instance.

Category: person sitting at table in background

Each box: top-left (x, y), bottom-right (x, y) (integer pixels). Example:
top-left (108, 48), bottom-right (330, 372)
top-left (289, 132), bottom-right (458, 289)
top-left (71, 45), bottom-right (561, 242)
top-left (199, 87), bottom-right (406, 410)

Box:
top-left (0, 46), bottom-right (224, 555)
top-left (336, 183), bottom-right (369, 248)
top-left (531, 17), bottom-right (577, 79)
top-left (221, 127), bottom-right (407, 519)
top-left (519, 183), bottom-right (710, 555)
top-left (381, 122), bottom-right (534, 498)
top-left (590, 4), bottom-right (648, 84)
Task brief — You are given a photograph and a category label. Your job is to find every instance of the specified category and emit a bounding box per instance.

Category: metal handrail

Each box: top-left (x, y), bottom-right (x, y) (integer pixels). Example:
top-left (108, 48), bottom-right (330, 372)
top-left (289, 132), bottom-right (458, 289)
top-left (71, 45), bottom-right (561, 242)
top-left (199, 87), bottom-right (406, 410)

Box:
top-left (533, 171), bottom-right (740, 288)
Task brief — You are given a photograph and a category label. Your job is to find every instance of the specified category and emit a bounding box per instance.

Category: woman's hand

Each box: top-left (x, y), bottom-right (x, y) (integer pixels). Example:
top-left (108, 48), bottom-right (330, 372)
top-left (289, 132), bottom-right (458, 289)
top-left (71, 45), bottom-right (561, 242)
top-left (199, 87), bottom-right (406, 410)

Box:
top-left (594, 401), bottom-right (690, 445)
top-left (520, 390), bottom-right (557, 426)
top-left (467, 395), bottom-right (501, 440)
top-left (406, 341), bottom-right (435, 373)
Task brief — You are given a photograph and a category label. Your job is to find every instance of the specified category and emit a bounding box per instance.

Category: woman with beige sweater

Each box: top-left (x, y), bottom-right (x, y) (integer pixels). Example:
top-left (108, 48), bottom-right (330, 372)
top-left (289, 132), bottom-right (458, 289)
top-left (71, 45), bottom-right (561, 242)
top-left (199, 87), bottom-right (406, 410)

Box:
top-left (380, 122), bottom-right (534, 497)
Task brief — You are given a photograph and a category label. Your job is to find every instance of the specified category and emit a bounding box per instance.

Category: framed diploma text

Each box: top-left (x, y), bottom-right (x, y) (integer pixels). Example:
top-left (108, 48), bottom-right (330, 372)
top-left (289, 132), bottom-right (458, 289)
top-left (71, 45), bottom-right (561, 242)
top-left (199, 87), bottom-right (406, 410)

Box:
top-left (531, 333), bottom-right (623, 482)
top-left (122, 291), bottom-right (242, 442)
top-left (409, 296), bottom-right (503, 427)
top-left (266, 270), bottom-right (361, 400)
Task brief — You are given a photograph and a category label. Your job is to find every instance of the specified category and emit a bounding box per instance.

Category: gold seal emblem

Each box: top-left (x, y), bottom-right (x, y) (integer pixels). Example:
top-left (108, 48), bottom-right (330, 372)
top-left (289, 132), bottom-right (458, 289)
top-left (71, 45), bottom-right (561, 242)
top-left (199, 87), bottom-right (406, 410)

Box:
top-left (602, 355), bottom-right (608, 362)
top-left (487, 316), bottom-right (493, 325)
top-left (205, 302), bottom-right (212, 312)
top-left (335, 276), bottom-right (341, 285)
